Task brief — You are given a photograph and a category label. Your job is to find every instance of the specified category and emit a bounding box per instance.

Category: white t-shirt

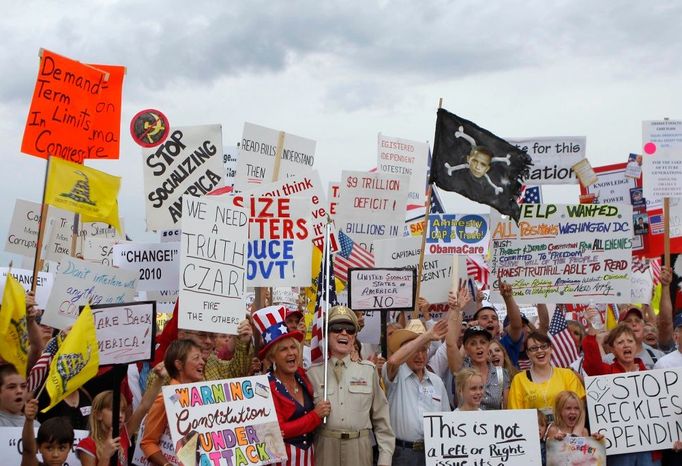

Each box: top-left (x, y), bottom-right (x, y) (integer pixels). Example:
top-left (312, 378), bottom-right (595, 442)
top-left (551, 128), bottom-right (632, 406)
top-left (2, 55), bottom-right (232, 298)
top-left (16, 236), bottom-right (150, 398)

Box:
top-left (654, 349), bottom-right (682, 369)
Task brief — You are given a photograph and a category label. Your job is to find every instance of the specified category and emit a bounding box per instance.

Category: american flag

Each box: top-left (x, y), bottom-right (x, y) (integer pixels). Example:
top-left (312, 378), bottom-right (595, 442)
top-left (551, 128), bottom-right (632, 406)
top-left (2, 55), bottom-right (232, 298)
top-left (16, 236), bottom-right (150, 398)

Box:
top-left (333, 231), bottom-right (374, 283)
top-left (650, 257), bottom-right (662, 286)
top-left (466, 256), bottom-right (490, 290)
top-left (518, 185), bottom-right (542, 204)
top-left (310, 247), bottom-right (338, 363)
top-left (549, 305), bottom-right (579, 368)
top-left (650, 214), bottom-right (664, 235)
top-left (431, 186), bottom-right (446, 214)
top-left (27, 336), bottom-right (59, 394)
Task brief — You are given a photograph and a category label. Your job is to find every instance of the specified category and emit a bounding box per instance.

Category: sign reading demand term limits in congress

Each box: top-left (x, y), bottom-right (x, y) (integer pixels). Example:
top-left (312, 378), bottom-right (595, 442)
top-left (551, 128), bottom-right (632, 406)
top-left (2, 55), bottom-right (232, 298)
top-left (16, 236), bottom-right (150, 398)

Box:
top-left (490, 204), bottom-right (632, 304)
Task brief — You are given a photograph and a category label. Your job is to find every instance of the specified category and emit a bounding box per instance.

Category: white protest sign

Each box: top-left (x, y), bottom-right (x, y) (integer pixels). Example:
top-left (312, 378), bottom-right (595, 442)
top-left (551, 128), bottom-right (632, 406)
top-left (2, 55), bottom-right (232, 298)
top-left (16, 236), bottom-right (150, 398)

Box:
top-left (4, 199), bottom-right (41, 257)
top-left (0, 268), bottom-right (53, 309)
top-left (244, 170), bottom-right (336, 251)
top-left (424, 409), bottom-right (542, 466)
top-left (91, 302), bottom-right (155, 365)
top-left (180, 196), bottom-right (247, 333)
top-left (336, 170), bottom-right (409, 252)
top-left (348, 268), bottom-right (416, 311)
top-left (583, 164), bottom-right (636, 205)
top-left (43, 206), bottom-right (79, 260)
top-left (490, 204), bottom-right (633, 304)
top-left (162, 375), bottom-right (287, 465)
top-left (271, 287), bottom-right (298, 305)
top-left (356, 309), bottom-right (382, 345)
top-left (373, 236), bottom-right (452, 304)
top-left (113, 243), bottom-right (180, 291)
top-left (82, 237), bottom-right (124, 266)
top-left (328, 181), bottom-right (340, 219)
top-left (224, 144), bottom-right (239, 185)
top-left (630, 264), bottom-right (653, 304)
top-left (377, 133), bottom-right (429, 210)
top-left (133, 420), bottom-right (178, 466)
top-left (0, 427), bottom-right (88, 466)
top-left (642, 120), bottom-right (682, 198)
top-left (426, 213), bottom-right (490, 256)
top-left (239, 195), bottom-right (312, 287)
top-left (43, 256), bottom-right (137, 329)
top-left (507, 136), bottom-right (586, 184)
top-left (143, 125), bottom-right (225, 231)
top-left (546, 437), bottom-right (607, 466)
top-left (234, 122), bottom-right (316, 190)
top-left (585, 368), bottom-right (682, 455)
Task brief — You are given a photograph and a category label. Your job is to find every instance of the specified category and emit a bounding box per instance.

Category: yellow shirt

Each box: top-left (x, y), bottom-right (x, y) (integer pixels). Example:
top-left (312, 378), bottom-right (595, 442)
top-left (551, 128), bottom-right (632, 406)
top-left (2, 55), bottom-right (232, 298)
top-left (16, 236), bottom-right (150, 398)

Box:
top-left (508, 367), bottom-right (585, 418)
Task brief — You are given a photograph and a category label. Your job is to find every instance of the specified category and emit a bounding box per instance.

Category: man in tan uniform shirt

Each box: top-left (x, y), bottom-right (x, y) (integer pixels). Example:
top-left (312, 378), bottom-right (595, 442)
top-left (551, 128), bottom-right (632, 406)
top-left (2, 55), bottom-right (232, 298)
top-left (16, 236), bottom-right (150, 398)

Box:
top-left (308, 306), bottom-right (394, 466)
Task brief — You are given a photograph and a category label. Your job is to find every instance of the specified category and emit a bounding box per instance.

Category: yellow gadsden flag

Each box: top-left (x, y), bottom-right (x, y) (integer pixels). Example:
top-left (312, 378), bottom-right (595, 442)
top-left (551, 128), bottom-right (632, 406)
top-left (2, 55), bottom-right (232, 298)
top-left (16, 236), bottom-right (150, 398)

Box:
top-left (42, 304), bottom-right (99, 412)
top-left (44, 157), bottom-right (121, 227)
top-left (0, 275), bottom-right (28, 375)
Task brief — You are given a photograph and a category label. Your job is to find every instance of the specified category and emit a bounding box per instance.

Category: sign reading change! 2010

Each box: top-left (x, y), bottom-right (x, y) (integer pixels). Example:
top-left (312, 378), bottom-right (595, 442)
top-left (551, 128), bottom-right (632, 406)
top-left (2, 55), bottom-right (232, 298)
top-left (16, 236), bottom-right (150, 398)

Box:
top-left (490, 204), bottom-right (632, 304)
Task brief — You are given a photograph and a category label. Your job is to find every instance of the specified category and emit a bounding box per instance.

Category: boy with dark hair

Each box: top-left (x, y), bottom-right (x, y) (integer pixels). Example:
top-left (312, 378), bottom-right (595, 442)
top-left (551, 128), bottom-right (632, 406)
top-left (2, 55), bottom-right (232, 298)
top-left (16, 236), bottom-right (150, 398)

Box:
top-left (0, 364), bottom-right (30, 427)
top-left (22, 398), bottom-right (74, 466)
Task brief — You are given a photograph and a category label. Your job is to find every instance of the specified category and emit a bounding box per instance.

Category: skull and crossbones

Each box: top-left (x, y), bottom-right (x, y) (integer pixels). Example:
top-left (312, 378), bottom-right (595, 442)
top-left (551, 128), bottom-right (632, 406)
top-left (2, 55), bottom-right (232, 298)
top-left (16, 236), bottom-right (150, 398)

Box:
top-left (444, 126), bottom-right (511, 194)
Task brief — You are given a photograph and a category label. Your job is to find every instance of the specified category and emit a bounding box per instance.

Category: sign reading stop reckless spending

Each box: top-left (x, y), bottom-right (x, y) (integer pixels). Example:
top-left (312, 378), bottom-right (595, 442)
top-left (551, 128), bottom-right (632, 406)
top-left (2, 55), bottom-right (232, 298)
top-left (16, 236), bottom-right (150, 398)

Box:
top-left (489, 204), bottom-right (632, 304)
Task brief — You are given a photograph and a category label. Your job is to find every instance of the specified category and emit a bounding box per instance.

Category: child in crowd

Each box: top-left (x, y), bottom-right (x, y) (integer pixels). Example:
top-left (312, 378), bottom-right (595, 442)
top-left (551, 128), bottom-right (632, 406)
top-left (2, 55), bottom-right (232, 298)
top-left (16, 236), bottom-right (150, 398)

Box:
top-left (537, 410), bottom-right (548, 466)
top-left (545, 390), bottom-right (588, 439)
top-left (77, 391), bottom-right (131, 466)
top-left (21, 398), bottom-right (74, 466)
top-left (455, 368), bottom-right (483, 411)
top-left (0, 364), bottom-right (29, 427)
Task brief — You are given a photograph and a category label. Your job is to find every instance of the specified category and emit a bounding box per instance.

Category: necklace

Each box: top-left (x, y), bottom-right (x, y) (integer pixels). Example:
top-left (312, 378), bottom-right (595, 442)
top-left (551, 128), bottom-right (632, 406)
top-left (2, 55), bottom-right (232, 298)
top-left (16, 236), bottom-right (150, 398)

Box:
top-left (276, 373), bottom-right (300, 394)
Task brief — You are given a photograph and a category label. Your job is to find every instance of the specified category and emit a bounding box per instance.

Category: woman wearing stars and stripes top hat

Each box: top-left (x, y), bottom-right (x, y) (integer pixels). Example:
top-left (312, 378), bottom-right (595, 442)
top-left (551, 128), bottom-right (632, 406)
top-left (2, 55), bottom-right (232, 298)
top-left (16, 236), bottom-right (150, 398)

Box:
top-left (253, 305), bottom-right (331, 466)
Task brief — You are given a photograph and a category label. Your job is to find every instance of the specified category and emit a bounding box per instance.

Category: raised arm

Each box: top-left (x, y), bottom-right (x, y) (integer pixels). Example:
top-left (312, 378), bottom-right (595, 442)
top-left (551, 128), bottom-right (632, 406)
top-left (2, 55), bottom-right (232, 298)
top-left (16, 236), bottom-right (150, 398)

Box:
top-left (536, 303), bottom-right (550, 334)
top-left (385, 319), bottom-right (448, 381)
top-left (445, 287), bottom-right (471, 374)
top-left (657, 266), bottom-right (674, 349)
top-left (501, 282), bottom-right (523, 342)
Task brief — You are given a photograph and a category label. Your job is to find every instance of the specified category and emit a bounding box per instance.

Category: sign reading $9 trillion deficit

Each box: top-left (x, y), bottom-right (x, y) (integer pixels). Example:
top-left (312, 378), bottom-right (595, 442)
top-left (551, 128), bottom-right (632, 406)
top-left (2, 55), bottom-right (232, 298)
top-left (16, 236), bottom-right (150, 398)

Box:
top-left (179, 195), bottom-right (247, 333)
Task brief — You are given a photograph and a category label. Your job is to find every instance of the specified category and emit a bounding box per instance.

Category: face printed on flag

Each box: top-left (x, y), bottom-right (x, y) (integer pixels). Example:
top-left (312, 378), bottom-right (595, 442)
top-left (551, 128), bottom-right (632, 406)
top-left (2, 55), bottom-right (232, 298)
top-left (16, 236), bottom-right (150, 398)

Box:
top-left (430, 109), bottom-right (533, 221)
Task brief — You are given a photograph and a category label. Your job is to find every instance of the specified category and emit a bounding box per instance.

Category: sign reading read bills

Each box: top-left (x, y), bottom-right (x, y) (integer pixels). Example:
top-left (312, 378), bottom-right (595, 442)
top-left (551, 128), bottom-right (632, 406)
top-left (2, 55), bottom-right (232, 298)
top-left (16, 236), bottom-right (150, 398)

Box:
top-left (490, 204), bottom-right (632, 304)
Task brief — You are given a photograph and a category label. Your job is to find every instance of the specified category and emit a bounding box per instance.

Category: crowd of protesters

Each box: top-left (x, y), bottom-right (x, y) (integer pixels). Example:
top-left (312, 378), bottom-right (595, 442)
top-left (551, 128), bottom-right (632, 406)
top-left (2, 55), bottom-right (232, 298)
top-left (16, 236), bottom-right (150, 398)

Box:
top-left (2, 268), bottom-right (682, 466)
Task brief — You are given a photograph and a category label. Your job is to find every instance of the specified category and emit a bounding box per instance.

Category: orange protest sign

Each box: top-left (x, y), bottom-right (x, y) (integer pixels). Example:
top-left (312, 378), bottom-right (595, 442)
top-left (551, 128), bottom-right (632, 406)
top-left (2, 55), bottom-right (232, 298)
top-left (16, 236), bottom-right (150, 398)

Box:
top-left (21, 49), bottom-right (125, 163)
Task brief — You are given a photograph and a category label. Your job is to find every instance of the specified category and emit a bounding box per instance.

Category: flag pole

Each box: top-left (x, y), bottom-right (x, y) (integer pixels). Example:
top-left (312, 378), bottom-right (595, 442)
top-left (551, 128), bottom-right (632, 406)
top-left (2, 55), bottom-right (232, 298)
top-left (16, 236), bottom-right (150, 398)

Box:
top-left (322, 219), bottom-right (331, 423)
top-left (664, 197), bottom-right (670, 267)
top-left (412, 98), bottom-right (443, 319)
top-left (31, 156), bottom-right (51, 294)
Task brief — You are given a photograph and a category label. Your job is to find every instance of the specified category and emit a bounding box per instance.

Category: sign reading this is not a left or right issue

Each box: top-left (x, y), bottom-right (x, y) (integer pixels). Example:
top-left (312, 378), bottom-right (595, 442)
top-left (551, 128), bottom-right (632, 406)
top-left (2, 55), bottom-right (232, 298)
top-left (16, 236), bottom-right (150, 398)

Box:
top-left (179, 195), bottom-right (248, 333)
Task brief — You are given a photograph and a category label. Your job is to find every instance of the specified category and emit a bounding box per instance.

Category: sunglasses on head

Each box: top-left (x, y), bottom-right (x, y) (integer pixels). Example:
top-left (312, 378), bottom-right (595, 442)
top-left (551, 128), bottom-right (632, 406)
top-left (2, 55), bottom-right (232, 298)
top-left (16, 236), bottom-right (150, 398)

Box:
top-left (330, 323), bottom-right (356, 335)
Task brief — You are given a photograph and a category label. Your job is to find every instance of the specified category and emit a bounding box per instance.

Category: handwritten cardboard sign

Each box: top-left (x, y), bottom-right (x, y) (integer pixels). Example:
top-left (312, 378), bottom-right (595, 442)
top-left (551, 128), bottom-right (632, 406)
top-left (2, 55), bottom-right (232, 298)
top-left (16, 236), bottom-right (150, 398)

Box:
top-left (506, 136), bottom-right (586, 184)
top-left (348, 268), bottom-right (416, 311)
top-left (373, 236), bottom-right (452, 304)
top-left (162, 375), bottom-right (287, 466)
top-left (423, 409), bottom-right (542, 466)
top-left (426, 213), bottom-right (490, 256)
top-left (234, 122), bottom-right (316, 190)
top-left (238, 195), bottom-right (312, 287)
top-left (335, 170), bottom-right (409, 253)
top-left (490, 204), bottom-right (632, 304)
top-left (113, 243), bottom-right (180, 292)
top-left (0, 427), bottom-right (88, 466)
top-left (4, 199), bottom-right (42, 257)
top-left (546, 437), bottom-right (606, 466)
top-left (21, 49), bottom-right (124, 162)
top-left (143, 124), bottom-right (225, 231)
top-left (377, 133), bottom-right (429, 211)
top-left (585, 368), bottom-right (682, 455)
top-left (43, 256), bottom-right (137, 329)
top-left (0, 268), bottom-right (53, 310)
top-left (179, 196), bottom-right (247, 333)
top-left (89, 301), bottom-right (156, 365)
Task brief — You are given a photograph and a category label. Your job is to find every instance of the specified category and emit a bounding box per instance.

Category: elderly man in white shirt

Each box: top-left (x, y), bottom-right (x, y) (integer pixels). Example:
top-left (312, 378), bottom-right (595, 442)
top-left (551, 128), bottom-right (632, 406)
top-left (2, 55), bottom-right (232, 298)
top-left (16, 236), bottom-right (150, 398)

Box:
top-left (382, 318), bottom-right (450, 466)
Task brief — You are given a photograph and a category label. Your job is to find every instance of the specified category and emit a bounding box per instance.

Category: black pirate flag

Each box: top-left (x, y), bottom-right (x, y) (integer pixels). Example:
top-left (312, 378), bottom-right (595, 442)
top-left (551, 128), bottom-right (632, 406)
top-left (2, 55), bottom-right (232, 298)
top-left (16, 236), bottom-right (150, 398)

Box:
top-left (430, 108), bottom-right (533, 221)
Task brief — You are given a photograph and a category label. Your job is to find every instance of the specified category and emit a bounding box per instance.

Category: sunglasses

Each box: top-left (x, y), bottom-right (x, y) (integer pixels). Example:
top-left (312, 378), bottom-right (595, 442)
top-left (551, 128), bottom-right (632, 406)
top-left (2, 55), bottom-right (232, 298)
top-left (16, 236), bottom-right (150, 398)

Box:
top-left (330, 324), bottom-right (356, 335)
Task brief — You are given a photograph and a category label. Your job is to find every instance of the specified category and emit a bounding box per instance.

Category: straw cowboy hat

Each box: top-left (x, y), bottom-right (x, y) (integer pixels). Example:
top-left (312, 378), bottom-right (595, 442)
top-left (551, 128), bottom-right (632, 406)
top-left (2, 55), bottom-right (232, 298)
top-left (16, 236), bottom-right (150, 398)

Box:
top-left (388, 319), bottom-right (427, 355)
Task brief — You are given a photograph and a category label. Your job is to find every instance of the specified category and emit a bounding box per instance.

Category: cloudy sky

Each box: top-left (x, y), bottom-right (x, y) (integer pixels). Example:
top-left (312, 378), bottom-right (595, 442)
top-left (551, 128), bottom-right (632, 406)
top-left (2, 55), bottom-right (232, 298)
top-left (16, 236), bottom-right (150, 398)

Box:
top-left (1, 0), bottom-right (681, 260)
